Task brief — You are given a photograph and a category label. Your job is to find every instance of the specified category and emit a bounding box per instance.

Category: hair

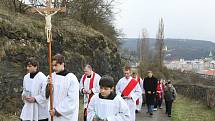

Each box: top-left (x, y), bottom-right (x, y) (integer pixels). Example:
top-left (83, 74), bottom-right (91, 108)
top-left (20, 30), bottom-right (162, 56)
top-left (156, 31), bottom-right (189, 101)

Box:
top-left (124, 66), bottom-right (131, 71)
top-left (99, 75), bottom-right (114, 88)
top-left (26, 57), bottom-right (39, 67)
top-left (167, 80), bottom-right (172, 84)
top-left (147, 70), bottom-right (153, 73)
top-left (84, 64), bottom-right (92, 70)
top-left (53, 54), bottom-right (65, 64)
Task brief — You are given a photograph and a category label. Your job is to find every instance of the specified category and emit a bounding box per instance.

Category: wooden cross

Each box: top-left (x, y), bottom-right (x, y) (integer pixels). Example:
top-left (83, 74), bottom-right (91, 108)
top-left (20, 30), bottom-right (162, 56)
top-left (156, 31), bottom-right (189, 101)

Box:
top-left (31, 1), bottom-right (66, 121)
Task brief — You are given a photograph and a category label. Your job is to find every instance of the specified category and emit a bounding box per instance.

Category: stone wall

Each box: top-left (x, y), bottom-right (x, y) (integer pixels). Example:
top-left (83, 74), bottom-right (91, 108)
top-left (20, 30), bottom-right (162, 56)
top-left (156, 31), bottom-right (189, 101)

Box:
top-left (175, 84), bottom-right (215, 108)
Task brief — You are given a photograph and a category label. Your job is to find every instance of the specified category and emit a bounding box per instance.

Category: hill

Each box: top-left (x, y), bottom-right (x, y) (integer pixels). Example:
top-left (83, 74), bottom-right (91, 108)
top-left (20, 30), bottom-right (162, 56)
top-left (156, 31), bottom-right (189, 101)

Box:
top-left (120, 38), bottom-right (215, 60)
top-left (0, 7), bottom-right (122, 114)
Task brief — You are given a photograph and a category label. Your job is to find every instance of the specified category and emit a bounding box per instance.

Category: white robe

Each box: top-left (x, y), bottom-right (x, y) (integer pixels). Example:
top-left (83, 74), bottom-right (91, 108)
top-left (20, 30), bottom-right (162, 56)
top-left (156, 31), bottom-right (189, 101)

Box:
top-left (20, 72), bottom-right (49, 121)
top-left (135, 77), bottom-right (144, 111)
top-left (87, 94), bottom-right (130, 121)
top-left (79, 72), bottom-right (101, 108)
top-left (115, 76), bottom-right (142, 121)
top-left (49, 72), bottom-right (79, 121)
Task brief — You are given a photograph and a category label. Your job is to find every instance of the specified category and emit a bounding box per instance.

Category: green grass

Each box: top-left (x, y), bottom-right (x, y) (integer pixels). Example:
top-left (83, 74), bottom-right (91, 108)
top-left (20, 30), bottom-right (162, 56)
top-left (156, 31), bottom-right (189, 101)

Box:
top-left (172, 94), bottom-right (215, 121)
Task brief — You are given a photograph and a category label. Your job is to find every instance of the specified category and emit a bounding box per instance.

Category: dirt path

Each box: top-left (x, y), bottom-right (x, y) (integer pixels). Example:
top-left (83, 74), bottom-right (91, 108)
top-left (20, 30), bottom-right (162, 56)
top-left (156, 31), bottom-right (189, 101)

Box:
top-left (136, 105), bottom-right (171, 121)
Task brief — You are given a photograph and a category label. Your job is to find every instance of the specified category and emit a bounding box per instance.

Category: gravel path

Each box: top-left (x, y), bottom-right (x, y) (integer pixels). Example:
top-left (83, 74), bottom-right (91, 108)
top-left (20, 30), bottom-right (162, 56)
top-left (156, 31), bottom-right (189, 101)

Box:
top-left (136, 105), bottom-right (171, 121)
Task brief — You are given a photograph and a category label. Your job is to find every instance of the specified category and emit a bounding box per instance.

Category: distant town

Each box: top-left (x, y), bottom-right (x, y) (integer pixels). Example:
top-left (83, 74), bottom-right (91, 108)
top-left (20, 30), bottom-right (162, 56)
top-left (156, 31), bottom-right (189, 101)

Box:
top-left (165, 51), bottom-right (215, 76)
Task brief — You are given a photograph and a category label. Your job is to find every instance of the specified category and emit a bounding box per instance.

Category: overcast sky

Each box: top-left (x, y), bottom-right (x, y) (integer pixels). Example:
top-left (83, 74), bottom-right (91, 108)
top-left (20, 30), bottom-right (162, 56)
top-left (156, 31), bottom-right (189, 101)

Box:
top-left (114, 0), bottom-right (215, 42)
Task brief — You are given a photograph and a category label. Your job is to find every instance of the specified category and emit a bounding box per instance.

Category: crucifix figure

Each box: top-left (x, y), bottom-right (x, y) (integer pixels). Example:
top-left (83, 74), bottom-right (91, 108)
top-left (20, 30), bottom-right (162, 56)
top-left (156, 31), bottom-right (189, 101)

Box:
top-left (36, 9), bottom-right (60, 42)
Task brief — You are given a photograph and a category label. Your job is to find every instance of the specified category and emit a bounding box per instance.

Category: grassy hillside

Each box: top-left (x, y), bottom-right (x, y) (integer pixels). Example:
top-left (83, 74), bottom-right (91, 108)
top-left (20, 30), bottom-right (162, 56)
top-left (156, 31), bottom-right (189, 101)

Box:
top-left (172, 95), bottom-right (215, 121)
top-left (0, 4), bottom-right (123, 116)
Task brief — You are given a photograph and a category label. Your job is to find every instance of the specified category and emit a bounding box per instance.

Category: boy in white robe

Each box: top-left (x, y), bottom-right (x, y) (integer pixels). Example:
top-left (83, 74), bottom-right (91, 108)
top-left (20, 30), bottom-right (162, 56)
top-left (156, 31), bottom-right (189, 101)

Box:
top-left (87, 75), bottom-right (130, 121)
top-left (20, 57), bottom-right (49, 121)
top-left (116, 66), bottom-right (142, 121)
top-left (79, 65), bottom-right (101, 121)
top-left (132, 72), bottom-right (144, 113)
top-left (47, 54), bottom-right (79, 121)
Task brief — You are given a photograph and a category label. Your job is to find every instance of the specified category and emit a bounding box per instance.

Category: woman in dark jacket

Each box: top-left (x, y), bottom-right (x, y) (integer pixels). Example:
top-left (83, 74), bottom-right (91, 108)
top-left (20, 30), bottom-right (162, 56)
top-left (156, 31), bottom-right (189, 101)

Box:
top-left (164, 81), bottom-right (177, 117)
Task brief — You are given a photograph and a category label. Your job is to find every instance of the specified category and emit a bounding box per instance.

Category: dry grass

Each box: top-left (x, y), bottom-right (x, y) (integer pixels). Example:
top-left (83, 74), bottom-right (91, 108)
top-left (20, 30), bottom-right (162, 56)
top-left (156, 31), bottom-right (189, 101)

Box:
top-left (0, 113), bottom-right (19, 121)
top-left (0, 97), bottom-right (84, 121)
top-left (172, 94), bottom-right (215, 121)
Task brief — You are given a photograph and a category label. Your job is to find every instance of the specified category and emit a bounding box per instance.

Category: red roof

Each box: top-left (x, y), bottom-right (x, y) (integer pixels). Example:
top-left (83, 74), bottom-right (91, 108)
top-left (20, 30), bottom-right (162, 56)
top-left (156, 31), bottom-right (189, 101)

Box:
top-left (206, 70), bottom-right (215, 76)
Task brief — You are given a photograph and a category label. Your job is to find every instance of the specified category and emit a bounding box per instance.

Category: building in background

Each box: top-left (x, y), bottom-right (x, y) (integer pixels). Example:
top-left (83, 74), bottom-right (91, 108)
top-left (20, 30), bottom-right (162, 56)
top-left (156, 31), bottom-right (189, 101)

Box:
top-left (165, 51), bottom-right (215, 76)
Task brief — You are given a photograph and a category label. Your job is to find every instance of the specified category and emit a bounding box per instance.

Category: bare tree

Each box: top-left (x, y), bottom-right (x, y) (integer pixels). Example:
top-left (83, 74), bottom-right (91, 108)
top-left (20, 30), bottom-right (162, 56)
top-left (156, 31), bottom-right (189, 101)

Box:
top-left (68, 0), bottom-right (114, 25)
top-left (137, 34), bottom-right (142, 61)
top-left (155, 18), bottom-right (165, 70)
top-left (142, 29), bottom-right (150, 63)
top-left (1, 0), bottom-right (32, 12)
top-left (137, 29), bottom-right (149, 63)
top-left (67, 0), bottom-right (117, 39)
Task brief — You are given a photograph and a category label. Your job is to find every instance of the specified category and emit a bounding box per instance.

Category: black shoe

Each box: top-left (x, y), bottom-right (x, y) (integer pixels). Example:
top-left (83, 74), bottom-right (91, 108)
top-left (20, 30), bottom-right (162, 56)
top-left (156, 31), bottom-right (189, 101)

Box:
top-left (150, 112), bottom-right (153, 115)
top-left (135, 110), bottom-right (139, 113)
top-left (168, 114), bottom-right (171, 117)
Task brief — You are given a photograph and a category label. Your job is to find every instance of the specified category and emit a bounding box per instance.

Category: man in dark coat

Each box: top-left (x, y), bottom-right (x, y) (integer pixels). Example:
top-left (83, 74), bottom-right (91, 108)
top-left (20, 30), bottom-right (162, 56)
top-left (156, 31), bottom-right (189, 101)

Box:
top-left (143, 71), bottom-right (158, 115)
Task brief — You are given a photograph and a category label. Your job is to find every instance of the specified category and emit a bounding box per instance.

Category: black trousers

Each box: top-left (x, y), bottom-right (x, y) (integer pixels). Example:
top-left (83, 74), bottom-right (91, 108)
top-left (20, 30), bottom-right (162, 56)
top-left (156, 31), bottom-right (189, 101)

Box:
top-left (154, 98), bottom-right (163, 108)
top-left (84, 108), bottom-right (87, 121)
top-left (142, 94), bottom-right (146, 106)
top-left (21, 119), bottom-right (48, 121)
top-left (165, 100), bottom-right (173, 115)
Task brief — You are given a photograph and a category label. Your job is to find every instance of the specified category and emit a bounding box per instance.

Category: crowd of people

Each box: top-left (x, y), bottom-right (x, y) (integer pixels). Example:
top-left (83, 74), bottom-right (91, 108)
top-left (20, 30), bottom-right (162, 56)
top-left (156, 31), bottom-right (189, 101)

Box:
top-left (20, 54), bottom-right (177, 121)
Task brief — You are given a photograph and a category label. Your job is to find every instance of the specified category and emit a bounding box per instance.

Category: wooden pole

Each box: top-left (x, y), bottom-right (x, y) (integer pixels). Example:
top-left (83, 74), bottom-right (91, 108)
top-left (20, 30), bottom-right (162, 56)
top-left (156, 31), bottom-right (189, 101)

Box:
top-left (47, 1), bottom-right (53, 121)
top-left (48, 32), bottom-right (54, 121)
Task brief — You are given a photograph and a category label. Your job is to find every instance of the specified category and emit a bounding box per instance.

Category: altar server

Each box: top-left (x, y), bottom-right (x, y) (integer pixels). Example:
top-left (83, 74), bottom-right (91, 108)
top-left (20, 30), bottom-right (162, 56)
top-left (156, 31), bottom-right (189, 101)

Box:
top-left (20, 57), bottom-right (49, 121)
top-left (48, 54), bottom-right (79, 121)
top-left (132, 72), bottom-right (144, 113)
top-left (87, 75), bottom-right (130, 121)
top-left (116, 66), bottom-right (142, 121)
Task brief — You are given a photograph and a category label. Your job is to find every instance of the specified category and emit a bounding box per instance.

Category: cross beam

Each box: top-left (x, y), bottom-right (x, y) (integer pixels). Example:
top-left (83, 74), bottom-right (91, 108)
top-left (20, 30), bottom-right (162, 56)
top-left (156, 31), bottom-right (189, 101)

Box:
top-left (31, 7), bottom-right (66, 13)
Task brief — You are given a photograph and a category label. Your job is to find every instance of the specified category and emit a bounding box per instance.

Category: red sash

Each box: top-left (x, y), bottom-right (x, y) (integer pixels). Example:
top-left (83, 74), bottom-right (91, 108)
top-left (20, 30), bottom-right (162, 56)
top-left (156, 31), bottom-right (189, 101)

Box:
top-left (136, 76), bottom-right (140, 105)
top-left (82, 72), bottom-right (95, 116)
top-left (122, 78), bottom-right (138, 97)
top-left (137, 76), bottom-right (140, 83)
top-left (82, 72), bottom-right (95, 102)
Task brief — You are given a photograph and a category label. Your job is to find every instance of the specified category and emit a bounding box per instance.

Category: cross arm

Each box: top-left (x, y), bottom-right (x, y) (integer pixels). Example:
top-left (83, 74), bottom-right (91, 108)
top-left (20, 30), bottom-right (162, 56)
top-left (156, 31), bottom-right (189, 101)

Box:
top-left (31, 7), bottom-right (66, 13)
